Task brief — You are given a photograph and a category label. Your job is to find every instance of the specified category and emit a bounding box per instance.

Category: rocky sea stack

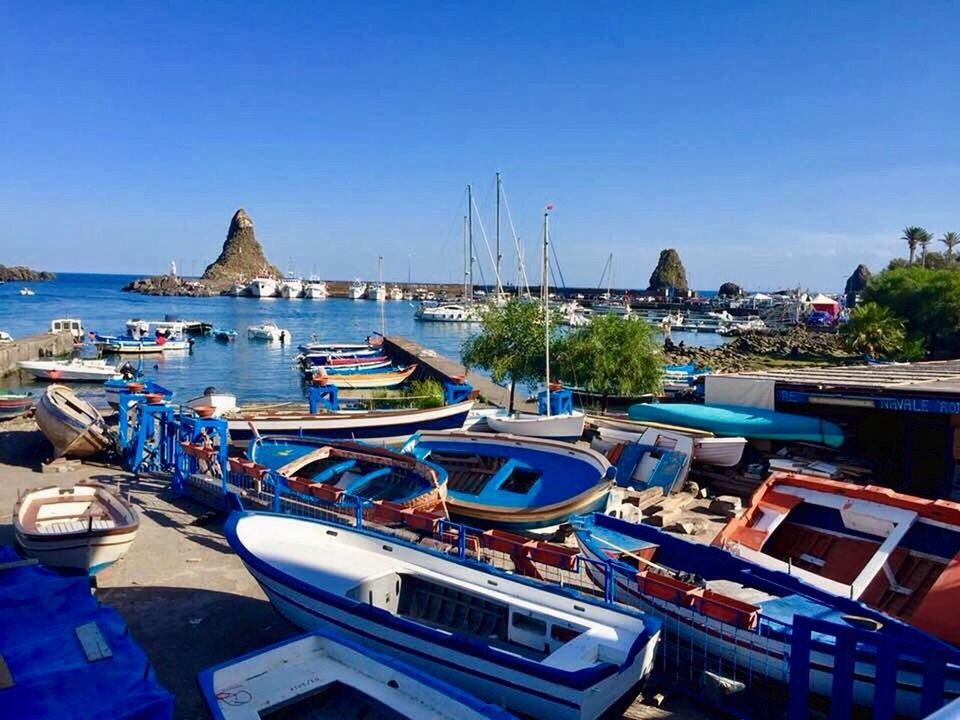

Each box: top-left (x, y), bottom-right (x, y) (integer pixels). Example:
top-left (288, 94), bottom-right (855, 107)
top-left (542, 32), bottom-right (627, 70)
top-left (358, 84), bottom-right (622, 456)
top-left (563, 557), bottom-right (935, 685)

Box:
top-left (203, 209), bottom-right (281, 282)
top-left (0, 265), bottom-right (55, 281)
top-left (844, 264), bottom-right (872, 307)
top-left (647, 249), bottom-right (689, 294)
top-left (718, 282), bottom-right (743, 298)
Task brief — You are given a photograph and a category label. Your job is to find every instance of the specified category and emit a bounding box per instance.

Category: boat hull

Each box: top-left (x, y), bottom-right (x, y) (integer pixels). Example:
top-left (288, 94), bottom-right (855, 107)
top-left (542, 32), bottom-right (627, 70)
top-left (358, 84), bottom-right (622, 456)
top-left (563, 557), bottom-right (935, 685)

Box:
top-left (311, 365), bottom-right (416, 389)
top-left (0, 395), bottom-right (33, 420)
top-left (35, 385), bottom-right (112, 458)
top-left (486, 411), bottom-right (586, 441)
top-left (17, 359), bottom-right (117, 382)
top-left (227, 400), bottom-right (473, 445)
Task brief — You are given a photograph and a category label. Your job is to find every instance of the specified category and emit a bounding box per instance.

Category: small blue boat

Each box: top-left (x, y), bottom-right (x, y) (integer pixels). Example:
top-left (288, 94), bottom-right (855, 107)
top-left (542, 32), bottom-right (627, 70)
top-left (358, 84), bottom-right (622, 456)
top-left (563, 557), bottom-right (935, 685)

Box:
top-left (628, 402), bottom-right (844, 447)
top-left (401, 430), bottom-right (615, 534)
top-left (198, 630), bottom-right (516, 720)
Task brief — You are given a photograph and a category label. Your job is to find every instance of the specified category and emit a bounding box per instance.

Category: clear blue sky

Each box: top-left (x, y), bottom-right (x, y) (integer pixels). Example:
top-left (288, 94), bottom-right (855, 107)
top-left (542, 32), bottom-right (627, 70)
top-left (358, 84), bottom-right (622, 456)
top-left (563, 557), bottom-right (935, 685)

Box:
top-left (2, 2), bottom-right (958, 291)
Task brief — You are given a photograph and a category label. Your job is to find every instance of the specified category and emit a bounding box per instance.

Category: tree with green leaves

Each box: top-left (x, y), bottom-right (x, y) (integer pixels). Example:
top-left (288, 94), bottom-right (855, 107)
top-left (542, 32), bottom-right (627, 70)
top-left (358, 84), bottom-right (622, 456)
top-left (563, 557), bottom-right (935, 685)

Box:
top-left (841, 302), bottom-right (905, 356)
top-left (941, 231), bottom-right (959, 260)
top-left (461, 299), bottom-right (550, 413)
top-left (553, 314), bottom-right (663, 409)
top-left (901, 226), bottom-right (930, 265)
top-left (864, 265), bottom-right (960, 356)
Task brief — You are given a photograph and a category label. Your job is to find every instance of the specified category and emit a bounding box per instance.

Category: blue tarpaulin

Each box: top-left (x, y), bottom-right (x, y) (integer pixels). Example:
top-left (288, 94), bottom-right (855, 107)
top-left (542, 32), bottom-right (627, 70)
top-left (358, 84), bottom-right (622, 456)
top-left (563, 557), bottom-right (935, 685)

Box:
top-left (0, 546), bottom-right (173, 720)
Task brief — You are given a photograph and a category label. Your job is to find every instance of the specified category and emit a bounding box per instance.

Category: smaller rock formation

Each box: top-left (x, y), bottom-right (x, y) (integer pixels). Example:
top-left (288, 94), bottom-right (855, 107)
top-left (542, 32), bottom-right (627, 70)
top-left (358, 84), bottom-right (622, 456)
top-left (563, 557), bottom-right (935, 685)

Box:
top-left (0, 265), bottom-right (55, 281)
top-left (844, 264), bottom-right (872, 307)
top-left (202, 209), bottom-right (281, 281)
top-left (122, 275), bottom-right (213, 296)
top-left (647, 249), bottom-right (689, 295)
top-left (717, 282), bottom-right (743, 298)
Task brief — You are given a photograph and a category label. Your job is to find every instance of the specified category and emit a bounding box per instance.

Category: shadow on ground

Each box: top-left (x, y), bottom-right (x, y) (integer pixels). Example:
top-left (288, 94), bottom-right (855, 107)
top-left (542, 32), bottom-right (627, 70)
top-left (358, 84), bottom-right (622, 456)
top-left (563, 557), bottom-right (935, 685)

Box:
top-left (0, 428), bottom-right (51, 467)
top-left (99, 584), bottom-right (296, 720)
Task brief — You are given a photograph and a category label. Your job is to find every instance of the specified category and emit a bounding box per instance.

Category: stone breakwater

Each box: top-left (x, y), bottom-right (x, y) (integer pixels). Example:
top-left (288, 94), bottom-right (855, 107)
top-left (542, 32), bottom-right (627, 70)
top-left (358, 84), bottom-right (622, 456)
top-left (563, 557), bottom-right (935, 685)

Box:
top-left (667, 327), bottom-right (855, 373)
top-left (0, 265), bottom-right (55, 281)
top-left (122, 275), bottom-right (217, 296)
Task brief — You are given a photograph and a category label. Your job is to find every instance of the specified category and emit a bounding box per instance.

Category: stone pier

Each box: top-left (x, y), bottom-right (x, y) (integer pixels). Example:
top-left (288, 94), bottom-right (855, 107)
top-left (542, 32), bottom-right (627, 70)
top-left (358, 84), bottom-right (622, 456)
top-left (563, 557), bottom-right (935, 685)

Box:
top-left (0, 331), bottom-right (74, 377)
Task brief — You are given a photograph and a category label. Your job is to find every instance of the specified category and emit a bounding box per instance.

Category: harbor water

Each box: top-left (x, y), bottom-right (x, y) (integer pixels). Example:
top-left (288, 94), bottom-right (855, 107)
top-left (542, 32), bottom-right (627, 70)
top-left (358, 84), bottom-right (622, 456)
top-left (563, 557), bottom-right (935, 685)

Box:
top-left (0, 274), bottom-right (728, 401)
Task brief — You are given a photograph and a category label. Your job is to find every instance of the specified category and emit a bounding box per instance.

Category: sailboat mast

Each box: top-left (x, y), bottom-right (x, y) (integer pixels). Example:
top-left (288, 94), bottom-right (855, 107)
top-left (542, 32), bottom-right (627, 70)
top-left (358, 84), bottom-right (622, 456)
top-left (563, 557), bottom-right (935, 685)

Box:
top-left (495, 171), bottom-right (502, 300)
top-left (467, 184), bottom-right (474, 300)
top-left (543, 206), bottom-right (551, 417)
top-left (378, 255), bottom-right (385, 335)
top-left (463, 215), bottom-right (469, 300)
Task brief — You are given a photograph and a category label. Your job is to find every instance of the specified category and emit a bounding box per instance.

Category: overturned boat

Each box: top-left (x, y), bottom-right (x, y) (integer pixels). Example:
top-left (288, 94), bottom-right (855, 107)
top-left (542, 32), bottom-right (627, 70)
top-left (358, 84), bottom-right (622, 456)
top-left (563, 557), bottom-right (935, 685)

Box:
top-left (198, 630), bottom-right (515, 720)
top-left (226, 511), bottom-right (662, 720)
top-left (36, 384), bottom-right (113, 458)
top-left (14, 481), bottom-right (139, 573)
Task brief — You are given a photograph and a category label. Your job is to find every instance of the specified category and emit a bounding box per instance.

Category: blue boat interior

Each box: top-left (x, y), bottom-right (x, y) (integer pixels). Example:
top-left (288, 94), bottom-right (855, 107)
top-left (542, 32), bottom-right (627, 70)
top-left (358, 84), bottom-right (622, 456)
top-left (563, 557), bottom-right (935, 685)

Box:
top-left (251, 439), bottom-right (437, 504)
top-left (410, 439), bottom-right (601, 509)
top-left (575, 513), bottom-right (941, 646)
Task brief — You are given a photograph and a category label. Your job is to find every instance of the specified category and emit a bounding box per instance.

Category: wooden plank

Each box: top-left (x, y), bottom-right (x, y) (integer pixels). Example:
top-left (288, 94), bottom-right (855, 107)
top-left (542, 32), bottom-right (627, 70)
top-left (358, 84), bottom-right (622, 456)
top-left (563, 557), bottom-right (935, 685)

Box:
top-left (75, 622), bottom-right (112, 662)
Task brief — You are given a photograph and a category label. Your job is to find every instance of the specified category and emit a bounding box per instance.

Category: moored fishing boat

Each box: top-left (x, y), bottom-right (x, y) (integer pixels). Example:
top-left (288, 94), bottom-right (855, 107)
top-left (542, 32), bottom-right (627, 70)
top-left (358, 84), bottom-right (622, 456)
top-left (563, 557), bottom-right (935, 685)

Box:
top-left (17, 357), bottom-right (118, 382)
top-left (401, 430), bottom-right (615, 534)
top-left (486, 389), bottom-right (586, 441)
top-left (247, 321), bottom-right (291, 343)
top-left (36, 384), bottom-right (113, 458)
top-left (198, 631), bottom-right (515, 720)
top-left (226, 511), bottom-right (662, 720)
top-left (14, 481), bottom-right (139, 573)
top-left (0, 392), bottom-right (34, 420)
top-left (226, 399), bottom-right (474, 445)
top-left (628, 402), bottom-right (845, 447)
top-left (714, 472), bottom-right (960, 647)
top-left (574, 512), bottom-right (960, 718)
top-left (248, 436), bottom-right (447, 511)
top-left (102, 336), bottom-right (192, 354)
top-left (298, 350), bottom-right (387, 367)
top-left (309, 364), bottom-right (416, 389)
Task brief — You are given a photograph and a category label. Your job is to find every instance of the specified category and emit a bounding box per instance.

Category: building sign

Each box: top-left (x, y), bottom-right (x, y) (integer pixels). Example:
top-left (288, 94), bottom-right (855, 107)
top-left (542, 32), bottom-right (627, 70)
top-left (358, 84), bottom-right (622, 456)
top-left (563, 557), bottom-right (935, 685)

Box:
top-left (776, 389), bottom-right (960, 415)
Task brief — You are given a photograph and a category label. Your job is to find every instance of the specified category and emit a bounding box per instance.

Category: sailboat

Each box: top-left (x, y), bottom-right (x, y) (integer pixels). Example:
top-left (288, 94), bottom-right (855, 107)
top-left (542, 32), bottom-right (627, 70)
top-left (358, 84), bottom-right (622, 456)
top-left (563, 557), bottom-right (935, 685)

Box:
top-left (486, 205), bottom-right (586, 441)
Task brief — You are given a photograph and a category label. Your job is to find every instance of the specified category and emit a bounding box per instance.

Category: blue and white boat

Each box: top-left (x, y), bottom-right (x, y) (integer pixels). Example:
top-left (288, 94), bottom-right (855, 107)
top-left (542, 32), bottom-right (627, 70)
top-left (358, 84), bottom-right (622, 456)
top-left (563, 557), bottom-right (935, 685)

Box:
top-left (573, 513), bottom-right (960, 718)
top-left (226, 511), bottom-right (662, 720)
top-left (212, 327), bottom-right (238, 342)
top-left (226, 399), bottom-right (474, 445)
top-left (401, 430), bottom-right (615, 534)
top-left (199, 630), bottom-right (516, 720)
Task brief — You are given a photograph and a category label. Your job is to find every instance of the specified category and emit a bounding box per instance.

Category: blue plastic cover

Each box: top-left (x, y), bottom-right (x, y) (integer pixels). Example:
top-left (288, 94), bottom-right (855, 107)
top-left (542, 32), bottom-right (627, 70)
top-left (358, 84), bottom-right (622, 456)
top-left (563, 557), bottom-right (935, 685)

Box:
top-left (0, 546), bottom-right (173, 720)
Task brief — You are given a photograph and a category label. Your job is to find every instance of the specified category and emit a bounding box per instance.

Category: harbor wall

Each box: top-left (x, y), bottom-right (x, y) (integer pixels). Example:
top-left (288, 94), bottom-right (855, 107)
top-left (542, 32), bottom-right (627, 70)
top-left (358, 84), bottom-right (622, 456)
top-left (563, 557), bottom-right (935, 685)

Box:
top-left (0, 331), bottom-right (74, 377)
top-left (383, 335), bottom-right (535, 411)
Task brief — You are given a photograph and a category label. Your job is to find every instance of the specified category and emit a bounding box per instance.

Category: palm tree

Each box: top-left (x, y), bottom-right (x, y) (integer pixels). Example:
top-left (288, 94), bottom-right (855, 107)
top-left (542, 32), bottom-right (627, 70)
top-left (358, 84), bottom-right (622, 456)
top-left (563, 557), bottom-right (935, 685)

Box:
top-left (941, 231), bottom-right (959, 260)
top-left (901, 226), bottom-right (930, 264)
top-left (842, 302), bottom-right (905, 356)
top-left (918, 228), bottom-right (933, 266)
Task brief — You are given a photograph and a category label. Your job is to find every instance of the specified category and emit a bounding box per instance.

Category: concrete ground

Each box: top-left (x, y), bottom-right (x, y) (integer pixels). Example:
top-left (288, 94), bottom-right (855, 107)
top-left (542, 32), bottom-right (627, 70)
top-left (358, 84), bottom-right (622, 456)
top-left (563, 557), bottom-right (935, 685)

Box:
top-left (0, 416), bottom-right (711, 720)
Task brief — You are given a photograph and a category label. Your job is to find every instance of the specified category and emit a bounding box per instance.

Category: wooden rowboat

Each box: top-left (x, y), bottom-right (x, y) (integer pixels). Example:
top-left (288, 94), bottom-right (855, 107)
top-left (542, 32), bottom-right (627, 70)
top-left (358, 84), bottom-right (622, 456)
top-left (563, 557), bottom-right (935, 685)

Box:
top-left (14, 481), bottom-right (139, 573)
top-left (0, 392), bottom-right (33, 421)
top-left (35, 384), bottom-right (113, 458)
top-left (311, 364), bottom-right (417, 389)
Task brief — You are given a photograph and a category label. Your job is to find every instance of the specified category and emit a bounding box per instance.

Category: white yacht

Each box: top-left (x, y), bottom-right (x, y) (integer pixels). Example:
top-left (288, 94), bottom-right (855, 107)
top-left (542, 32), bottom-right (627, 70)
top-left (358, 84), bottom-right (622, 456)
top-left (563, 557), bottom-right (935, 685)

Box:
top-left (370, 283), bottom-right (387, 302)
top-left (390, 285), bottom-right (404, 301)
top-left (414, 303), bottom-right (481, 323)
top-left (348, 279), bottom-right (367, 300)
top-left (247, 278), bottom-right (279, 298)
top-left (280, 279), bottom-right (303, 299)
top-left (303, 280), bottom-right (328, 299)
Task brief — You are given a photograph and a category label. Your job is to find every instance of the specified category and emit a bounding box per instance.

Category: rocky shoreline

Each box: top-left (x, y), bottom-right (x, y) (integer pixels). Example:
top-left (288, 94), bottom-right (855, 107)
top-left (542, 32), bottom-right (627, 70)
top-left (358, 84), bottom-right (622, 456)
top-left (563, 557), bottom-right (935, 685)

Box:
top-left (666, 327), bottom-right (856, 373)
top-left (0, 264), bottom-right (55, 282)
top-left (122, 275), bottom-right (218, 296)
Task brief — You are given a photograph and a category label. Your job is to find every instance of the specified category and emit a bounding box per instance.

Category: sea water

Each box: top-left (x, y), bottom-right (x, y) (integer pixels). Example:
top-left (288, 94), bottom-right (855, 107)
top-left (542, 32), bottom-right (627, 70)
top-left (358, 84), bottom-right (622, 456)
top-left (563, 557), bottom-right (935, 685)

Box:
top-left (0, 274), bottom-right (727, 401)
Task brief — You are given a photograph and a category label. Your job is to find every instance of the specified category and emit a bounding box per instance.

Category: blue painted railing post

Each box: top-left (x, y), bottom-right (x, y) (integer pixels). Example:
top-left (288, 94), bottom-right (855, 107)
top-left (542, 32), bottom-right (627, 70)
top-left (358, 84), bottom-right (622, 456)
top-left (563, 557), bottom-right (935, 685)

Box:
top-left (788, 616), bottom-right (812, 720)
top-left (272, 471), bottom-right (282, 513)
top-left (603, 560), bottom-right (615, 604)
top-left (458, 523), bottom-right (466, 560)
top-left (354, 495), bottom-right (363, 528)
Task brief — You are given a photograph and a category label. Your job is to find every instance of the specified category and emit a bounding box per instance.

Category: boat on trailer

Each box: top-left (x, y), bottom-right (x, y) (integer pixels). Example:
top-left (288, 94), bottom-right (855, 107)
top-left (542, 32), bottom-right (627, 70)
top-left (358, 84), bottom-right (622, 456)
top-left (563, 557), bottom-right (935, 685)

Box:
top-left (401, 430), bottom-right (615, 534)
top-left (589, 415), bottom-right (748, 467)
top-left (14, 481), bottom-right (139, 573)
top-left (715, 472), bottom-right (960, 647)
top-left (198, 630), bottom-right (515, 720)
top-left (226, 511), bottom-right (662, 720)
top-left (247, 435), bottom-right (447, 512)
top-left (225, 399), bottom-right (474, 445)
top-left (35, 384), bottom-right (113, 458)
top-left (574, 512), bottom-right (960, 718)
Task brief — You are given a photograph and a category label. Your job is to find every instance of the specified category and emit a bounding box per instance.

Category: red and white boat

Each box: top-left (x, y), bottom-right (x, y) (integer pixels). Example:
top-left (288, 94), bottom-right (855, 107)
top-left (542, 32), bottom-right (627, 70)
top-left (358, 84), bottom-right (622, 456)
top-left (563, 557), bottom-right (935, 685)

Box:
top-left (715, 472), bottom-right (960, 646)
